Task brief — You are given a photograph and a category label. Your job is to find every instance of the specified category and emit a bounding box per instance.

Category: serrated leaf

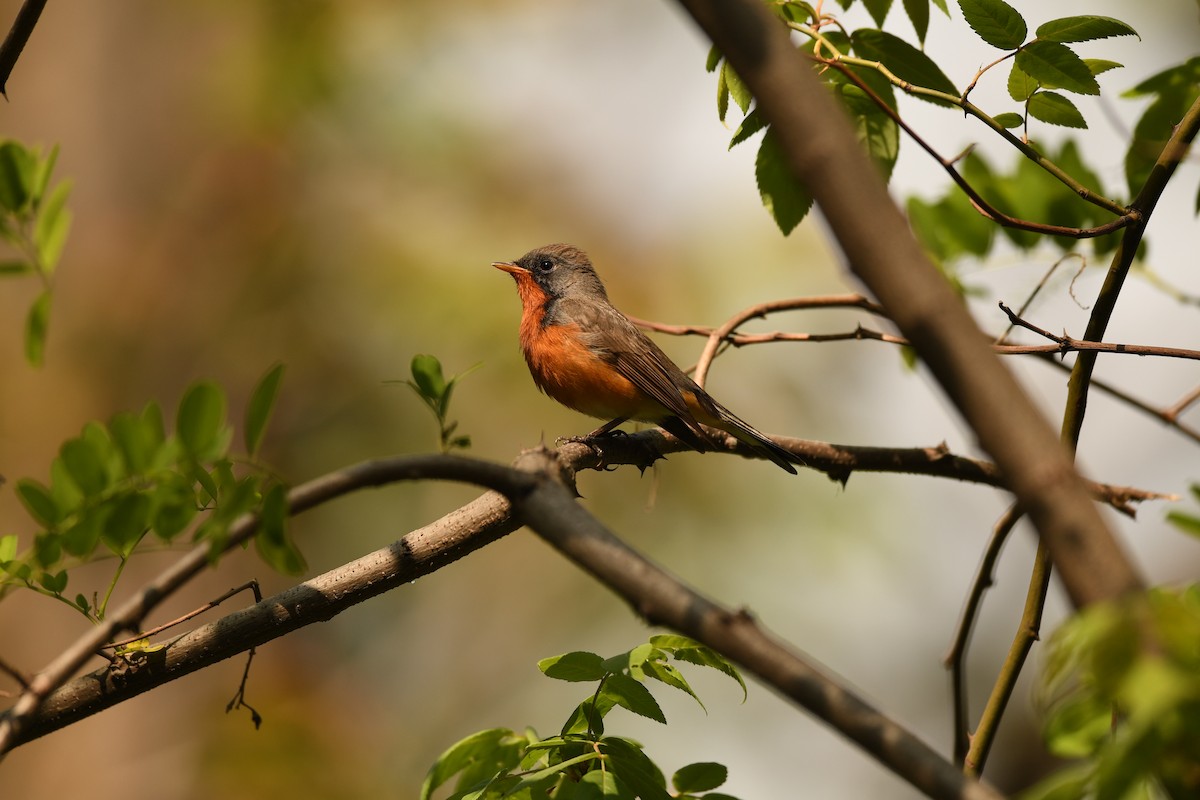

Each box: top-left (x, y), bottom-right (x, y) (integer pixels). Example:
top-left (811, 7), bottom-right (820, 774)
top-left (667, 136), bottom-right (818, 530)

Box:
top-left (177, 381), bottom-right (227, 458)
top-left (1016, 41), bottom-right (1098, 96)
top-left (672, 762), bottom-right (728, 793)
top-left (1035, 16), bottom-right (1138, 44)
top-left (539, 651), bottom-right (607, 682)
top-left (957, 0), bottom-right (1027, 50)
top-left (1081, 58), bottom-right (1122, 78)
top-left (1028, 91), bottom-right (1087, 129)
top-left (16, 478), bottom-right (59, 526)
top-left (704, 45), bottom-right (721, 73)
top-left (721, 62), bottom-right (752, 115)
top-left (601, 673), bottom-right (666, 723)
top-left (716, 63), bottom-right (730, 123)
top-left (24, 290), bottom-right (50, 367)
top-left (728, 108), bottom-right (766, 149)
top-left (755, 128), bottom-right (813, 235)
top-left (245, 362), bottom-right (285, 456)
top-left (1007, 61), bottom-right (1038, 101)
top-left (903, 0), bottom-right (930, 44)
top-left (850, 29), bottom-right (958, 100)
top-left (255, 482), bottom-right (305, 575)
top-left (642, 660), bottom-right (706, 711)
top-left (673, 648), bottom-right (749, 701)
top-left (599, 738), bottom-right (669, 800)
top-left (930, 0), bottom-right (948, 15)
top-left (993, 111), bottom-right (1025, 128)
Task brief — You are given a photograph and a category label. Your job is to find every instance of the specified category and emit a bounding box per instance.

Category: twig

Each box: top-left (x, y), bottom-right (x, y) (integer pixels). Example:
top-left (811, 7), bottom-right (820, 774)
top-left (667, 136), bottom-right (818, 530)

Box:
top-left (945, 505), bottom-right (1023, 766)
top-left (107, 581), bottom-right (264, 649)
top-left (0, 656), bottom-right (29, 693)
top-left (0, 0), bottom-right (46, 96)
top-left (964, 540), bottom-right (1054, 777)
top-left (1000, 302), bottom-right (1200, 362)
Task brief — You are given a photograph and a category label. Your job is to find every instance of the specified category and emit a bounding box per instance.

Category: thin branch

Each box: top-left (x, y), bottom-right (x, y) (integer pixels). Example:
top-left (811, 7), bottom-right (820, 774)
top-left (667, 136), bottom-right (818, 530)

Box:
top-left (965, 540), bottom-right (1054, 778)
top-left (945, 505), bottom-right (1023, 766)
top-left (515, 450), bottom-right (1005, 800)
top-left (0, 0), bottom-right (46, 97)
top-left (675, 0), bottom-right (1141, 608)
top-left (1000, 302), bottom-right (1200, 362)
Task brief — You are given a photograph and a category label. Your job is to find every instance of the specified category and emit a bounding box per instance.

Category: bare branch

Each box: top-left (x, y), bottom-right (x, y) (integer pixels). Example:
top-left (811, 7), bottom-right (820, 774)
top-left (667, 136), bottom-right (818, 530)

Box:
top-left (0, 0), bottom-right (47, 97)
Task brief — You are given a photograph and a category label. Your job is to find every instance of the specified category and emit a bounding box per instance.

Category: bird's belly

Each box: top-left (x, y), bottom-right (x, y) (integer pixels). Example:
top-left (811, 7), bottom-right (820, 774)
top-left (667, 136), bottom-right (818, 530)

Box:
top-left (522, 323), bottom-right (654, 420)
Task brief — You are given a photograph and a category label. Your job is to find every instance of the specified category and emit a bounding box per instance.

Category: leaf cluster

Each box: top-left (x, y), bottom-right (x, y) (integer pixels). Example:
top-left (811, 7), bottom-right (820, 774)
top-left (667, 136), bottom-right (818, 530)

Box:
top-left (403, 353), bottom-right (477, 452)
top-left (0, 364), bottom-right (300, 621)
top-left (1024, 586), bottom-right (1200, 799)
top-left (0, 140), bottom-right (71, 366)
top-left (421, 635), bottom-right (746, 800)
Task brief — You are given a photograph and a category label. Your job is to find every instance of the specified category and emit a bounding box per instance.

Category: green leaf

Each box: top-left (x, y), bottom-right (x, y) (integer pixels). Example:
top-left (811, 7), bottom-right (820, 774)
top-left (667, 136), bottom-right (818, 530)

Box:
top-left (0, 259), bottom-right (30, 275)
top-left (660, 644), bottom-right (748, 701)
top-left (102, 493), bottom-right (150, 557)
top-left (419, 728), bottom-right (523, 800)
top-left (60, 436), bottom-right (109, 496)
top-left (1016, 41), bottom-right (1099, 96)
top-left (1007, 61), bottom-right (1038, 101)
top-left (672, 762), bottom-right (728, 793)
top-left (601, 673), bottom-right (666, 723)
top-left (716, 63), bottom-right (730, 123)
top-left (16, 478), bottom-right (59, 526)
top-left (539, 651), bottom-right (607, 682)
top-left (33, 532), bottom-right (61, 568)
top-left (0, 534), bottom-right (16, 563)
top-left (0, 141), bottom-right (35, 212)
top-left (1028, 91), bottom-right (1087, 129)
top-left (957, 0), bottom-right (1027, 50)
top-left (993, 111), bottom-right (1024, 128)
top-left (255, 482), bottom-right (305, 575)
top-left (151, 476), bottom-right (198, 541)
top-left (1043, 692), bottom-right (1112, 758)
top-left (1082, 58), bottom-right (1122, 77)
top-left (721, 62), bottom-right (752, 115)
top-left (109, 411), bottom-right (157, 474)
top-left (409, 354), bottom-right (446, 401)
top-left (1167, 511), bottom-right (1200, 539)
top-left (177, 381), bottom-right (227, 458)
top-left (74, 593), bottom-right (91, 614)
top-left (599, 738), bottom-right (669, 800)
top-left (834, 83), bottom-right (899, 179)
top-left (642, 660), bottom-right (706, 711)
top-left (861, 0), bottom-right (893, 27)
top-left (850, 29), bottom-right (958, 100)
top-left (728, 108), bottom-right (766, 149)
top-left (1123, 61), bottom-right (1200, 196)
top-left (704, 45), bottom-right (721, 73)
top-left (245, 362), bottom-right (285, 456)
top-left (755, 128), bottom-right (813, 235)
top-left (24, 290), bottom-right (51, 367)
top-left (33, 180), bottom-right (71, 272)
top-left (1035, 16), bottom-right (1138, 44)
top-left (903, 0), bottom-right (930, 44)
top-left (38, 569), bottom-right (68, 594)
top-left (61, 512), bottom-right (104, 558)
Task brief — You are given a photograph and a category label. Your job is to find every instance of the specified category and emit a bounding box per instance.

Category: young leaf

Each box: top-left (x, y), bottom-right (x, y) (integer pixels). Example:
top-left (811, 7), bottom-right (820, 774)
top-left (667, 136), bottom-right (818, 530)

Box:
top-left (1007, 61), bottom-right (1038, 101)
top-left (1015, 41), bottom-right (1099, 96)
top-left (1028, 91), bottom-right (1087, 129)
top-left (850, 29), bottom-right (958, 101)
top-left (1082, 58), bottom-right (1122, 77)
top-left (598, 737), bottom-right (670, 800)
top-left (101, 492), bottom-right (150, 557)
top-left (255, 482), bottom-right (305, 575)
top-left (0, 141), bottom-right (34, 212)
top-left (25, 290), bottom-right (51, 367)
top-left (672, 762), bottom-right (728, 794)
top-left (1034, 16), bottom-right (1138, 44)
top-left (0, 534), bottom-right (17, 562)
top-left (33, 180), bottom-right (71, 272)
top-left (539, 650), bottom-right (607, 682)
top-left (1167, 511), bottom-right (1200, 539)
top-left (721, 62), bottom-right (752, 115)
top-left (409, 354), bottom-right (446, 401)
top-left (728, 108), bottom-right (766, 149)
top-left (245, 362), bottom-right (285, 456)
top-left (177, 381), bottom-right (227, 458)
top-left (601, 673), bottom-right (666, 723)
top-left (993, 112), bottom-right (1025, 128)
top-left (16, 478), bottom-right (59, 527)
top-left (704, 45), bottom-right (721, 73)
top-left (957, 0), bottom-right (1027, 50)
top-left (419, 728), bottom-right (521, 800)
top-left (60, 436), bottom-right (109, 496)
top-left (755, 128), bottom-right (813, 235)
top-left (642, 660), bottom-right (706, 711)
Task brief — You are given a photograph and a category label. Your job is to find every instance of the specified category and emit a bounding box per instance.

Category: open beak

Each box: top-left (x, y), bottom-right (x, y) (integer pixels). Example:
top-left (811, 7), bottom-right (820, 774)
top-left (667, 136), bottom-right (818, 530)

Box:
top-left (492, 260), bottom-right (528, 275)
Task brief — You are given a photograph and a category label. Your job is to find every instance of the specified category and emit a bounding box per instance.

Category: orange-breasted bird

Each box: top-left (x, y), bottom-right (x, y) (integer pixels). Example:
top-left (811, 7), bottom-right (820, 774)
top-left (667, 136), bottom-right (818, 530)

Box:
top-left (494, 243), bottom-right (798, 473)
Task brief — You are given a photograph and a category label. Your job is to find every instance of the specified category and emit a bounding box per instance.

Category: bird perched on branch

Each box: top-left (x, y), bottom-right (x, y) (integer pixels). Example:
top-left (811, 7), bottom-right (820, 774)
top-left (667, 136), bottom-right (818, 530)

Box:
top-left (494, 243), bottom-right (797, 473)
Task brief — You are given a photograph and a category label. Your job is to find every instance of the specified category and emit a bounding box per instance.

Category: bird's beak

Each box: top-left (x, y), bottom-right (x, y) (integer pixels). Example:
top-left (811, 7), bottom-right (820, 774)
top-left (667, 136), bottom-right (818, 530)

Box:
top-left (492, 260), bottom-right (528, 275)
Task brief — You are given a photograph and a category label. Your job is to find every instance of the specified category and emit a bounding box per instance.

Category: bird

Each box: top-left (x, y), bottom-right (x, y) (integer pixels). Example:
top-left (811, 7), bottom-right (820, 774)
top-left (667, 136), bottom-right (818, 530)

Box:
top-left (493, 243), bottom-right (798, 473)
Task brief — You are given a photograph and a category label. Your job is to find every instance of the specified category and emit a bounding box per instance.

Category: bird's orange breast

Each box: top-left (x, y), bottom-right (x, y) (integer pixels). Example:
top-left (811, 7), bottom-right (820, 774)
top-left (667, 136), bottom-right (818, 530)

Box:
top-left (520, 317), bottom-right (654, 421)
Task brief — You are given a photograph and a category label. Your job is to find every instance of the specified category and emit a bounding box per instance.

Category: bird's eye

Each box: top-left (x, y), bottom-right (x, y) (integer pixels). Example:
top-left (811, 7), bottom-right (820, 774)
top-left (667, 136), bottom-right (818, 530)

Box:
top-left (536, 258), bottom-right (554, 273)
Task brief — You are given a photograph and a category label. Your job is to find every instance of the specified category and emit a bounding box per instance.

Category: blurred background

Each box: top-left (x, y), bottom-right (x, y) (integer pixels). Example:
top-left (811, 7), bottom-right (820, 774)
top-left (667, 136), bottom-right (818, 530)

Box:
top-left (1, 1), bottom-right (1198, 797)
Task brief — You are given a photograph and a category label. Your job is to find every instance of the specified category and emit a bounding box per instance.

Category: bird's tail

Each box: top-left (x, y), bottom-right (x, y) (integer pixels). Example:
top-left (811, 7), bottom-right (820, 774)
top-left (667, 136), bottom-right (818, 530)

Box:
top-left (689, 398), bottom-right (798, 475)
